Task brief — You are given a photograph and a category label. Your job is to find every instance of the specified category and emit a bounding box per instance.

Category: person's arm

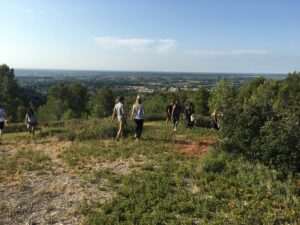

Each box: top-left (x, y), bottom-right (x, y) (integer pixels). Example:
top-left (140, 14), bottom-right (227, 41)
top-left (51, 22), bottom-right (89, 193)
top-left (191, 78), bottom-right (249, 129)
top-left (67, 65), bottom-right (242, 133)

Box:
top-left (171, 105), bottom-right (175, 118)
top-left (25, 114), bottom-right (28, 126)
top-left (130, 105), bottom-right (135, 120)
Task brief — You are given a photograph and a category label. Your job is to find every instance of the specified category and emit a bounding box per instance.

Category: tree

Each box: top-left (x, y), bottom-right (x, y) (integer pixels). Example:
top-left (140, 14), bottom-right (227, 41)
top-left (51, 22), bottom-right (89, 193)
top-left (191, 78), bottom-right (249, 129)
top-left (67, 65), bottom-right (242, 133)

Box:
top-left (208, 78), bottom-right (236, 114)
top-left (90, 87), bottom-right (115, 118)
top-left (44, 82), bottom-right (90, 119)
top-left (274, 72), bottom-right (300, 115)
top-left (0, 64), bottom-right (21, 121)
top-left (238, 77), bottom-right (266, 106)
top-left (193, 86), bottom-right (209, 115)
top-left (67, 82), bottom-right (90, 117)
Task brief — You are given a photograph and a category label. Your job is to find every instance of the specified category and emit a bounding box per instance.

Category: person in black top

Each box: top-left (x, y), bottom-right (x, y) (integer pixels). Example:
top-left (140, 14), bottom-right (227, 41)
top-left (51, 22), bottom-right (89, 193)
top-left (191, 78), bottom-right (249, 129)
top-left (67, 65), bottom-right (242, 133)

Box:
top-left (166, 101), bottom-right (173, 124)
top-left (184, 102), bottom-right (195, 129)
top-left (172, 100), bottom-right (181, 131)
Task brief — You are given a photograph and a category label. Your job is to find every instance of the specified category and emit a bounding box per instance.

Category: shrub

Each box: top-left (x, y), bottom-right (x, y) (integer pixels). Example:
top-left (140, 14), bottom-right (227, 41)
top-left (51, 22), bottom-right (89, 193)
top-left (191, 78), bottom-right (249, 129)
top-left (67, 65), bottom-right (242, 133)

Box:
top-left (255, 115), bottom-right (300, 173)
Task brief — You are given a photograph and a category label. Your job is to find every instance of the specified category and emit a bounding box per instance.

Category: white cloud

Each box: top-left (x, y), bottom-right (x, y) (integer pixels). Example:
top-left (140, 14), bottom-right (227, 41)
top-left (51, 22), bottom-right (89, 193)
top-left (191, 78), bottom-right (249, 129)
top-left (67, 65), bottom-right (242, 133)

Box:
top-left (94, 37), bottom-right (176, 53)
top-left (186, 49), bottom-right (268, 57)
top-left (157, 39), bottom-right (177, 54)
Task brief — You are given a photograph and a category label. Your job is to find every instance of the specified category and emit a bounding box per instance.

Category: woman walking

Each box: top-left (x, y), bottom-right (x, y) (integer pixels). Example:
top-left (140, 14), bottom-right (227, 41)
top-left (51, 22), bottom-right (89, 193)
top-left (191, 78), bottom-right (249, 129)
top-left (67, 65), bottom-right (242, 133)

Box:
top-left (210, 109), bottom-right (220, 130)
top-left (25, 108), bottom-right (38, 139)
top-left (172, 100), bottom-right (181, 131)
top-left (131, 98), bottom-right (145, 140)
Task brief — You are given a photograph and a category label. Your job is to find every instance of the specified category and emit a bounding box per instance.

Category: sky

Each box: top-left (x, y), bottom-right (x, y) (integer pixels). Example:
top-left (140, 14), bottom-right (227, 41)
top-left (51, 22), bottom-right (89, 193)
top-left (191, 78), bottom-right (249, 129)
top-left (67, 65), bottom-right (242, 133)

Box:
top-left (0, 0), bottom-right (299, 73)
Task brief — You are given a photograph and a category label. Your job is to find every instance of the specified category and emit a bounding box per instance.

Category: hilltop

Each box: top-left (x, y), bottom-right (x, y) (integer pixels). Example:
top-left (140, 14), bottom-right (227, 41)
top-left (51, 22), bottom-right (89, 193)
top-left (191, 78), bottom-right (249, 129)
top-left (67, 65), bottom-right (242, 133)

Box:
top-left (0, 121), bottom-right (299, 224)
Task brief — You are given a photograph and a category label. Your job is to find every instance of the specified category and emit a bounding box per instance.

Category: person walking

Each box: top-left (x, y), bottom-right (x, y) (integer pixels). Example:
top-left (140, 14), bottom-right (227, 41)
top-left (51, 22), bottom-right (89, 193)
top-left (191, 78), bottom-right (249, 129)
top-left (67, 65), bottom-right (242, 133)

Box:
top-left (112, 96), bottom-right (126, 140)
top-left (25, 108), bottom-right (38, 139)
top-left (165, 101), bottom-right (173, 124)
top-left (131, 98), bottom-right (145, 140)
top-left (184, 102), bottom-right (195, 129)
top-left (210, 109), bottom-right (220, 130)
top-left (0, 105), bottom-right (7, 143)
top-left (172, 100), bottom-right (181, 131)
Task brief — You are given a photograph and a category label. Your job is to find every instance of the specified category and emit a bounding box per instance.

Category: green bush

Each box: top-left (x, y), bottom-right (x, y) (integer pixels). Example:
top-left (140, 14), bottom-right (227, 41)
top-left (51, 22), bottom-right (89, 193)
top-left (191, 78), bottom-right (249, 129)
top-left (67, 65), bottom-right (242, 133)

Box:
top-left (217, 73), bottom-right (300, 173)
top-left (255, 115), bottom-right (300, 172)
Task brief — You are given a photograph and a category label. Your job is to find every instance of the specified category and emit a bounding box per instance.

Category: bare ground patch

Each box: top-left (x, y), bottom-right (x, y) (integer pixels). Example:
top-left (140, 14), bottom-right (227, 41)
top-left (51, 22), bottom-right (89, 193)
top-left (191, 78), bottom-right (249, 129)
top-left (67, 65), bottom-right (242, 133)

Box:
top-left (0, 138), bottom-right (148, 225)
top-left (176, 135), bottom-right (219, 156)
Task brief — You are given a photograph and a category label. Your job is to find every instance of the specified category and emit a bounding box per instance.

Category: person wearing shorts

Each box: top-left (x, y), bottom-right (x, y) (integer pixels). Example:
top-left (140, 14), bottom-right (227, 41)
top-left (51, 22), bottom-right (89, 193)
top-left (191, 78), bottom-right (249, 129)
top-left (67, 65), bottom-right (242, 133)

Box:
top-left (112, 96), bottom-right (126, 140)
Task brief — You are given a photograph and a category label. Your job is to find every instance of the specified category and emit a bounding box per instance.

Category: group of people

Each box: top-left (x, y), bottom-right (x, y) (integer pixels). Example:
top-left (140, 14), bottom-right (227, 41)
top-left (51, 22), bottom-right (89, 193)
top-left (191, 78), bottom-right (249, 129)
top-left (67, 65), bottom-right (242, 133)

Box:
top-left (0, 105), bottom-right (38, 143)
top-left (166, 101), bottom-right (196, 131)
top-left (0, 97), bottom-right (219, 143)
top-left (111, 96), bottom-right (145, 141)
top-left (111, 96), bottom-right (220, 141)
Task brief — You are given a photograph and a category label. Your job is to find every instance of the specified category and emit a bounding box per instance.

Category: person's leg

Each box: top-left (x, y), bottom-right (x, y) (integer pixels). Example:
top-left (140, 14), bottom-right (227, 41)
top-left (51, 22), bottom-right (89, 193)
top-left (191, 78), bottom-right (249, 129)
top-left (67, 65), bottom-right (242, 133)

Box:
top-left (116, 121), bottom-right (122, 140)
top-left (120, 120), bottom-right (125, 138)
top-left (135, 119), bottom-right (139, 138)
top-left (185, 118), bottom-right (189, 128)
top-left (32, 125), bottom-right (36, 139)
top-left (0, 122), bottom-right (4, 141)
top-left (175, 117), bottom-right (179, 129)
top-left (188, 117), bottom-right (192, 129)
top-left (173, 117), bottom-right (176, 130)
top-left (137, 120), bottom-right (144, 138)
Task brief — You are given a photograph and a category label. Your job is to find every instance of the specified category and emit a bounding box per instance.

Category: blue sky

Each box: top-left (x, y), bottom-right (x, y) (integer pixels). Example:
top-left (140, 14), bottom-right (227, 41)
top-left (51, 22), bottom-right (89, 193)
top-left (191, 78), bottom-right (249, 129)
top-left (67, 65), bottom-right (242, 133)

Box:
top-left (0, 0), bottom-right (299, 73)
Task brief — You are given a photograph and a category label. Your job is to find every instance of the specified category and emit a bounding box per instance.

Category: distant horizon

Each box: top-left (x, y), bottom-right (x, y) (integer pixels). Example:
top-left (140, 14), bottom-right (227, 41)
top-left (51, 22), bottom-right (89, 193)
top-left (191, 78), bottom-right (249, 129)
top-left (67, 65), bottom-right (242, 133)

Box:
top-left (14, 67), bottom-right (287, 76)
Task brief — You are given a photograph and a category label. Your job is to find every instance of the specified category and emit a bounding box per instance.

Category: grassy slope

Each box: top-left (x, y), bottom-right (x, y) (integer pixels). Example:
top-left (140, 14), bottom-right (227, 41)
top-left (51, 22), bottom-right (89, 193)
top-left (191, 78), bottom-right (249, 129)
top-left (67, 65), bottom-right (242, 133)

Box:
top-left (0, 121), bottom-right (299, 224)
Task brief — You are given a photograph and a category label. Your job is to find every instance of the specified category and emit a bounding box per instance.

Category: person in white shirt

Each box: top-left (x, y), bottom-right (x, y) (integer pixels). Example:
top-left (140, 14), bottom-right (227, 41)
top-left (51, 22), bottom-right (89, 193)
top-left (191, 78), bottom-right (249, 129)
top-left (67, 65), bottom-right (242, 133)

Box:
top-left (112, 96), bottom-right (126, 140)
top-left (131, 98), bottom-right (145, 140)
top-left (25, 108), bottom-right (38, 139)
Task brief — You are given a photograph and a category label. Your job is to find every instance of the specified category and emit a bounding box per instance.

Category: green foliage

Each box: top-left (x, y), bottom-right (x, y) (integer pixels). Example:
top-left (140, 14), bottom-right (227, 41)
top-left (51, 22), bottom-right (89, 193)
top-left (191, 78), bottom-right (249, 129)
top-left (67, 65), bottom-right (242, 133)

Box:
top-left (83, 150), bottom-right (300, 224)
top-left (193, 86), bottom-right (210, 115)
top-left (238, 77), bottom-right (266, 105)
top-left (221, 72), bottom-right (300, 173)
top-left (0, 64), bottom-right (21, 121)
top-left (38, 99), bottom-right (67, 123)
top-left (208, 78), bottom-right (236, 113)
top-left (38, 82), bottom-right (90, 122)
top-left (0, 64), bottom-right (45, 122)
top-left (90, 87), bottom-right (115, 118)
top-left (256, 115), bottom-right (300, 172)
top-left (273, 72), bottom-right (300, 115)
